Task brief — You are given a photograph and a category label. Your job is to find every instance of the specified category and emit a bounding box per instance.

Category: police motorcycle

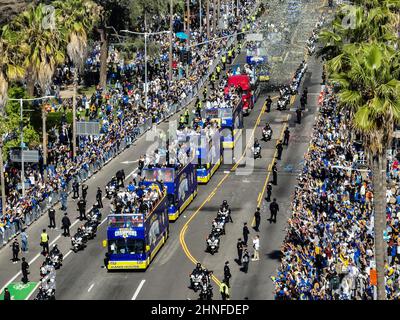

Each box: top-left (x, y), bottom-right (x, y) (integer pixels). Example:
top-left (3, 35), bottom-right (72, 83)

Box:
top-left (199, 282), bottom-right (213, 300)
top-left (83, 219), bottom-right (98, 240)
top-left (105, 176), bottom-right (119, 199)
top-left (87, 204), bottom-right (102, 225)
top-left (262, 123), bottom-right (273, 141)
top-left (277, 86), bottom-right (291, 110)
top-left (291, 61), bottom-right (307, 94)
top-left (48, 244), bottom-right (63, 269)
top-left (71, 227), bottom-right (88, 252)
top-left (252, 139), bottom-right (262, 159)
top-left (35, 280), bottom-right (56, 300)
top-left (206, 233), bottom-right (220, 255)
top-left (190, 263), bottom-right (205, 292)
top-left (40, 258), bottom-right (56, 279)
top-left (211, 217), bottom-right (226, 237)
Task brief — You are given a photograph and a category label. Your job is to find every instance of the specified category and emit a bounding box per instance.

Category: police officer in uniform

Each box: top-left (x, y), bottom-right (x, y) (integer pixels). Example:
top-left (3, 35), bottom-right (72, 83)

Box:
top-left (179, 114), bottom-right (186, 129)
top-left (265, 183), bottom-right (272, 202)
top-left (269, 198), bottom-right (280, 223)
top-left (184, 108), bottom-right (190, 125)
top-left (276, 140), bottom-right (283, 160)
top-left (220, 279), bottom-right (230, 300)
top-left (210, 73), bottom-right (216, 90)
top-left (265, 95), bottom-right (272, 113)
top-left (296, 108), bottom-right (302, 124)
top-left (72, 179), bottom-right (79, 199)
top-left (48, 207), bottom-right (56, 229)
top-left (195, 98), bottom-right (202, 118)
top-left (227, 48), bottom-right (233, 64)
top-left (283, 127), bottom-right (290, 145)
top-left (223, 261), bottom-right (232, 288)
top-left (96, 187), bottom-right (103, 208)
top-left (216, 64), bottom-right (221, 78)
top-left (21, 257), bottom-right (29, 284)
top-left (272, 162), bottom-right (278, 185)
top-left (77, 198), bottom-right (87, 220)
top-left (254, 207), bottom-right (261, 232)
top-left (221, 54), bottom-right (227, 70)
top-left (11, 239), bottom-right (20, 263)
top-left (62, 213), bottom-right (71, 237)
top-left (237, 238), bottom-right (243, 265)
top-left (40, 229), bottom-right (49, 255)
top-left (81, 183), bottom-right (88, 200)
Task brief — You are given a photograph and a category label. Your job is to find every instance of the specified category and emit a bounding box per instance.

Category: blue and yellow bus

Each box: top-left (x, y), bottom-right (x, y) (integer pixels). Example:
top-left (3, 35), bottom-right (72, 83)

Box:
top-left (105, 185), bottom-right (169, 270)
top-left (204, 102), bottom-right (243, 149)
top-left (195, 129), bottom-right (223, 183)
top-left (141, 163), bottom-right (198, 221)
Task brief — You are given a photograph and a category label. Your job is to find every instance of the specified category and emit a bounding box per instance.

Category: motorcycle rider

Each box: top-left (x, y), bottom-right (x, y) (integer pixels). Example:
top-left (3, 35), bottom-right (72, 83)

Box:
top-left (262, 123), bottom-right (272, 140)
top-left (219, 204), bottom-right (233, 223)
top-left (253, 139), bottom-right (261, 158)
top-left (206, 233), bottom-right (220, 253)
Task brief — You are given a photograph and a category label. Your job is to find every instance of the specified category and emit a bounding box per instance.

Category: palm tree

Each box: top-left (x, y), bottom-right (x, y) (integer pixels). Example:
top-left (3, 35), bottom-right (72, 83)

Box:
top-left (53, 0), bottom-right (102, 159)
top-left (327, 42), bottom-right (400, 300)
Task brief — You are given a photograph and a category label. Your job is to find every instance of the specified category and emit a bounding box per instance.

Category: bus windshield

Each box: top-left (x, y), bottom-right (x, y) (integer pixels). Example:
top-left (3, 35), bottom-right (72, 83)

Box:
top-left (108, 214), bottom-right (144, 228)
top-left (108, 238), bottom-right (145, 255)
top-left (143, 168), bottom-right (175, 182)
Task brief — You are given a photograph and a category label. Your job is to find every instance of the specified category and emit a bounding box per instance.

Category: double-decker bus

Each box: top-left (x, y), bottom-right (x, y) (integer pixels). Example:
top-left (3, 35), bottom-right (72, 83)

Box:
top-left (195, 129), bottom-right (223, 183)
top-left (140, 142), bottom-right (198, 221)
top-left (105, 184), bottom-right (169, 270)
top-left (204, 102), bottom-right (243, 149)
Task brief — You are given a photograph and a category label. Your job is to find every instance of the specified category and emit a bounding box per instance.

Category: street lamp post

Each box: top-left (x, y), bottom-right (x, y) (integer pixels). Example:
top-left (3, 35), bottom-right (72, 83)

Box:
top-left (8, 95), bottom-right (54, 198)
top-left (121, 30), bottom-right (171, 111)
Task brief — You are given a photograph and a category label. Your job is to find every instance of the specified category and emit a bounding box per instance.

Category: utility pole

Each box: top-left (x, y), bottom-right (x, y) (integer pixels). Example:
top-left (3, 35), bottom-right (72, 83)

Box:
top-left (212, 0), bottom-right (217, 35)
top-left (72, 70), bottom-right (77, 160)
top-left (20, 98), bottom-right (25, 198)
top-left (0, 109), bottom-right (7, 215)
top-left (42, 105), bottom-right (48, 182)
top-left (199, 0), bottom-right (202, 35)
top-left (169, 0), bottom-right (173, 81)
top-left (186, 0), bottom-right (190, 78)
top-left (206, 0), bottom-right (210, 39)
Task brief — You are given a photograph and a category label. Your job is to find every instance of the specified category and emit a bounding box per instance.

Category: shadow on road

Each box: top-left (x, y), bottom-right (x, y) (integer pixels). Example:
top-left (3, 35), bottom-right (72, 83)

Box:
top-left (266, 250), bottom-right (282, 261)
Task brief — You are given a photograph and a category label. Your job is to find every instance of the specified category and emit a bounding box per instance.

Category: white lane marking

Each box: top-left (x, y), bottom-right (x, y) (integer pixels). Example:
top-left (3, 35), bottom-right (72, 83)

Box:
top-left (121, 160), bottom-right (139, 164)
top-left (50, 234), bottom-right (61, 246)
top-left (64, 250), bottom-right (72, 259)
top-left (25, 281), bottom-right (41, 300)
top-left (88, 283), bottom-right (95, 292)
top-left (99, 217), bottom-right (108, 227)
top-left (131, 280), bottom-right (146, 300)
top-left (125, 167), bottom-right (138, 180)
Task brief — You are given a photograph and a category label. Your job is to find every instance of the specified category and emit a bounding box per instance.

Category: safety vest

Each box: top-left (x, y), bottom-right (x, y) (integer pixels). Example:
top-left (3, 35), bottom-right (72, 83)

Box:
top-left (246, 23), bottom-right (250, 30)
top-left (41, 233), bottom-right (48, 243)
top-left (179, 115), bottom-right (185, 123)
top-left (184, 110), bottom-right (189, 117)
top-left (211, 73), bottom-right (216, 82)
top-left (251, 16), bottom-right (255, 22)
top-left (228, 50), bottom-right (233, 57)
top-left (241, 27), bottom-right (245, 33)
top-left (220, 282), bottom-right (229, 295)
top-left (216, 66), bottom-right (221, 73)
top-left (196, 100), bottom-right (202, 108)
top-left (221, 56), bottom-right (226, 63)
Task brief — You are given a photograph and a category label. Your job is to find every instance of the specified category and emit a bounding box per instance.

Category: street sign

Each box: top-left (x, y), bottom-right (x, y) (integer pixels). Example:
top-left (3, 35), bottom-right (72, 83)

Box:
top-left (9, 149), bottom-right (39, 163)
top-left (246, 33), bottom-right (264, 42)
top-left (76, 121), bottom-right (100, 136)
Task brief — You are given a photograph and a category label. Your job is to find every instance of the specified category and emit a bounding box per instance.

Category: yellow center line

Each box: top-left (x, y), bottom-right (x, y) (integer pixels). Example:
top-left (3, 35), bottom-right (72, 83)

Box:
top-left (179, 96), bottom-right (278, 287)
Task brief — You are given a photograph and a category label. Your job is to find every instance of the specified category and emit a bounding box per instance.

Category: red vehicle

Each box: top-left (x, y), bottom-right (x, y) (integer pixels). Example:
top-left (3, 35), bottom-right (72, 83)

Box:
top-left (227, 74), bottom-right (254, 115)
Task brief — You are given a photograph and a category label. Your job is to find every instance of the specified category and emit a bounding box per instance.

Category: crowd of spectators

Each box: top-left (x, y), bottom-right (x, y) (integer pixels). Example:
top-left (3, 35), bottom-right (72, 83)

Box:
top-left (273, 86), bottom-right (376, 300)
top-left (0, 0), bottom-right (262, 244)
top-left (384, 146), bottom-right (400, 299)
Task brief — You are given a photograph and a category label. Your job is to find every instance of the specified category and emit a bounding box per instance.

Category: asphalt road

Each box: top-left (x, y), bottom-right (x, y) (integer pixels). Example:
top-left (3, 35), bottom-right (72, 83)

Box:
top-left (0, 0), bottom-right (330, 300)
